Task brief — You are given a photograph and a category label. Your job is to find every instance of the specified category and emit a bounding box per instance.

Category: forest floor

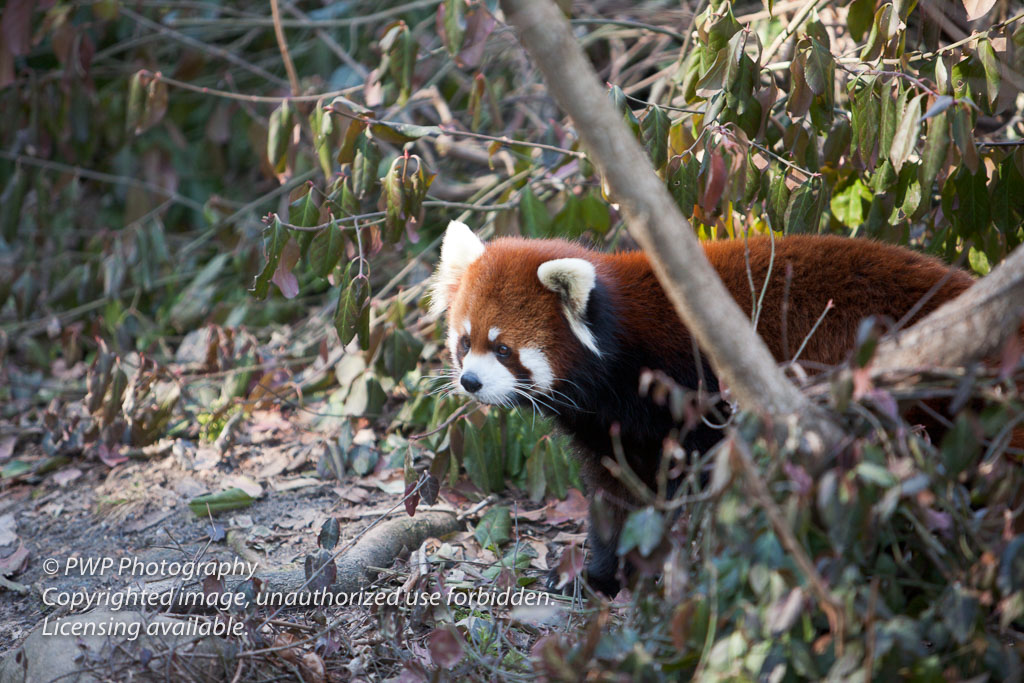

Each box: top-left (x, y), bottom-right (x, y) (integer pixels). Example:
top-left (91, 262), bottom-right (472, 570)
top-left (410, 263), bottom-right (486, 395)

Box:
top-left (0, 405), bottom-right (591, 677)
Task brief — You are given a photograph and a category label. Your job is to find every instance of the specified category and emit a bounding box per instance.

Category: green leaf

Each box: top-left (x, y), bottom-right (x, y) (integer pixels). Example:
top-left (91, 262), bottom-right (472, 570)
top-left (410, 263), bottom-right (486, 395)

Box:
top-left (542, 438), bottom-right (570, 499)
top-left (552, 194), bottom-right (583, 238)
top-left (474, 506), bottom-right (511, 549)
top-left (951, 105), bottom-right (979, 174)
top-left (609, 84), bottom-right (641, 136)
top-left (993, 157), bottom-right (1024, 234)
top-left (518, 186), bottom-right (552, 237)
top-left (382, 156), bottom-right (406, 244)
top-left (189, 488), bottom-right (255, 515)
top-left (951, 55), bottom-right (986, 112)
top-left (706, 7), bottom-right (741, 59)
top-left (920, 95), bottom-right (955, 121)
top-left (250, 218), bottom-right (289, 300)
top-left (641, 105), bottom-right (671, 171)
top-left (1, 460), bottom-right (32, 479)
top-left (310, 101), bottom-right (335, 178)
top-left (308, 221), bottom-right (346, 278)
top-left (937, 411), bottom-right (978, 475)
top-left (669, 155), bottom-right (700, 219)
top-left (382, 328), bottom-right (424, 378)
top-left (941, 587), bottom-right (979, 646)
top-left (822, 118), bottom-right (852, 166)
top-left (369, 122), bottom-right (438, 144)
top-left (351, 132), bottom-right (381, 199)
top-left (784, 177), bottom-right (825, 233)
top-left (830, 178), bottom-right (870, 229)
top-left (855, 461), bottom-right (897, 488)
top-left (952, 166), bottom-right (990, 237)
top-left (850, 77), bottom-right (880, 167)
top-left (889, 93), bottom-right (924, 173)
top-left (350, 445), bottom-right (378, 475)
top-left (579, 192), bottom-right (610, 234)
top-left (289, 188), bottom-right (320, 227)
top-left (919, 110), bottom-right (949, 193)
top-left (442, 0), bottom-right (466, 56)
top-left (385, 23), bottom-right (416, 105)
top-left (334, 271), bottom-right (370, 347)
top-left (336, 119), bottom-right (367, 165)
top-left (617, 506), bottom-right (665, 558)
top-left (847, 0), bottom-right (875, 41)
top-left (878, 80), bottom-right (903, 161)
top-left (126, 73), bottom-right (168, 136)
top-left (968, 246), bottom-right (991, 276)
top-left (802, 39), bottom-right (832, 96)
top-left (267, 101), bottom-right (293, 173)
top-left (860, 3), bottom-right (893, 61)
top-left (319, 518), bottom-right (341, 550)
top-left (126, 71), bottom-right (146, 134)
top-left (894, 162), bottom-right (922, 218)
top-left (0, 166), bottom-right (30, 243)
top-left (463, 424), bottom-right (503, 492)
top-left (765, 167), bottom-right (790, 232)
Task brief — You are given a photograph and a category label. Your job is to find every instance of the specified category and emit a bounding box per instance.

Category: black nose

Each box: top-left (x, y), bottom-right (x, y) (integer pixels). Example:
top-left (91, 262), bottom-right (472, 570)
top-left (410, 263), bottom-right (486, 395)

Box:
top-left (460, 372), bottom-right (482, 393)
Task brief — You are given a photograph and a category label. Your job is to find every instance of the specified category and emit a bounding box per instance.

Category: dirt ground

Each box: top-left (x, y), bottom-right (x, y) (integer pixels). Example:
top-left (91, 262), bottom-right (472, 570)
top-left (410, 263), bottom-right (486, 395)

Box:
top-left (0, 406), bottom-right (589, 673)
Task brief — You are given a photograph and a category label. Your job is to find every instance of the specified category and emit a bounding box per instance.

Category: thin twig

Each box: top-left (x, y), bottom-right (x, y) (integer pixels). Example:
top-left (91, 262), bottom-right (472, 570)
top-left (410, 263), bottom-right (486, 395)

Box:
top-left (731, 435), bottom-right (846, 653)
top-left (410, 404), bottom-right (474, 440)
top-left (326, 103), bottom-right (587, 159)
top-left (0, 151), bottom-right (206, 214)
top-left (269, 0), bottom-right (300, 96)
top-left (164, 0), bottom-right (443, 29)
top-left (119, 7), bottom-right (288, 87)
top-left (570, 18), bottom-right (687, 42)
top-left (147, 71), bottom-right (360, 104)
top-left (791, 299), bottom-right (835, 364)
top-left (762, 0), bottom-right (829, 64)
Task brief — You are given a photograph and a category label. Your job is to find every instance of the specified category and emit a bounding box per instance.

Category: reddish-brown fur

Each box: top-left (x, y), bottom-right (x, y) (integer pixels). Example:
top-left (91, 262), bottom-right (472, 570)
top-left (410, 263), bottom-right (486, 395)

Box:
top-left (451, 234), bottom-right (976, 370)
top-left (445, 233), bottom-right (1022, 594)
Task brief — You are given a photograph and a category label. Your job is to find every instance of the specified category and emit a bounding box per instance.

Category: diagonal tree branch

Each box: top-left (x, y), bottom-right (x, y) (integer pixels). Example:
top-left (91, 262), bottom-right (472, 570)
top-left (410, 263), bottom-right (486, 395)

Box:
top-left (871, 244), bottom-right (1024, 372)
top-left (499, 0), bottom-right (841, 447)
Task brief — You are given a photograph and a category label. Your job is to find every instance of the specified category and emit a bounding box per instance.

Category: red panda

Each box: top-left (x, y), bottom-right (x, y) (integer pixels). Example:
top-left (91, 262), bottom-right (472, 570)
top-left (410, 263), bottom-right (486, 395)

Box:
top-left (429, 219), bottom-right (983, 596)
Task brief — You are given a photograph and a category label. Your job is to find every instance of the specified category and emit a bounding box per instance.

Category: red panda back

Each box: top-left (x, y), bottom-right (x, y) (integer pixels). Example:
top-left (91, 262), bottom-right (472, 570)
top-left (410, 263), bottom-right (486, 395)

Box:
top-left (617, 234), bottom-right (975, 367)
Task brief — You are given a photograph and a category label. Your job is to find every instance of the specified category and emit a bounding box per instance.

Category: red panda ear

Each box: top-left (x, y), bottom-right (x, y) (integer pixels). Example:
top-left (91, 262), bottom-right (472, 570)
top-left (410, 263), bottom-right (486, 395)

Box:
top-left (538, 258), bottom-right (602, 355)
top-left (429, 221), bottom-right (485, 316)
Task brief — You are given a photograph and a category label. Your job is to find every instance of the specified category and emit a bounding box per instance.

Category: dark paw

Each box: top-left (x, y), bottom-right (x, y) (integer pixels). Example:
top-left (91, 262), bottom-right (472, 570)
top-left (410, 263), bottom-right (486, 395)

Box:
top-left (544, 564), bottom-right (621, 597)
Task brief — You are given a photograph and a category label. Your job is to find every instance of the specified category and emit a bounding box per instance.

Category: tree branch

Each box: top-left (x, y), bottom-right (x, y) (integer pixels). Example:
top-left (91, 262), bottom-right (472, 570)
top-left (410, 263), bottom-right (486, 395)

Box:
top-left (499, 0), bottom-right (840, 448)
top-left (872, 245), bottom-right (1024, 372)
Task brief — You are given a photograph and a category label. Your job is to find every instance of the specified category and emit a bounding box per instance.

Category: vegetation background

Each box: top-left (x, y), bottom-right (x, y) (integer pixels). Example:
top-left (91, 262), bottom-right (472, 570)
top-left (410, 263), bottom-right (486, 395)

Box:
top-left (1, 0), bottom-right (1024, 679)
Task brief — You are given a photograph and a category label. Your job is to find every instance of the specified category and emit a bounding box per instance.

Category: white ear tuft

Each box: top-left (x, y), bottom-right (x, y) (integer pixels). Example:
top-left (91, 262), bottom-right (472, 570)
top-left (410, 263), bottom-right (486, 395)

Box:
top-left (537, 258), bottom-right (601, 355)
top-left (429, 221), bottom-right (485, 317)
top-left (538, 258), bottom-right (596, 317)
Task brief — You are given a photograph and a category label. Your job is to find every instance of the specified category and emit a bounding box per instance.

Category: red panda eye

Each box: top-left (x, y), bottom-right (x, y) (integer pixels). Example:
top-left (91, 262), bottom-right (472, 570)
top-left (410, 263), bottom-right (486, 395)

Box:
top-left (496, 344), bottom-right (511, 358)
top-left (460, 335), bottom-right (470, 351)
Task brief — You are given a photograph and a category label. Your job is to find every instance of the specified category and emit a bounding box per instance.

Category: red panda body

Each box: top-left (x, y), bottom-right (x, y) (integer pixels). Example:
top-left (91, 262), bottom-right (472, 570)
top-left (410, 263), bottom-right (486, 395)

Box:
top-left (430, 221), bottom-right (976, 596)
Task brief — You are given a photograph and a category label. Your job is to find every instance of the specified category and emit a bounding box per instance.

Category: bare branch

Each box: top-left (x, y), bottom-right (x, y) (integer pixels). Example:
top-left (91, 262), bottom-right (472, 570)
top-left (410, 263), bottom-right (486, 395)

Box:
top-left (872, 245), bottom-right (1024, 372)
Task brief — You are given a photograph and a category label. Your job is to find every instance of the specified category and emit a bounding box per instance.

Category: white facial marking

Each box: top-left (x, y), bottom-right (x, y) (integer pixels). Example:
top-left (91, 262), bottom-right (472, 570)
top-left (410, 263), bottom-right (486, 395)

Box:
top-left (464, 320), bottom-right (471, 335)
top-left (567, 317), bottom-right (601, 356)
top-left (488, 327), bottom-right (501, 342)
top-left (460, 352), bottom-right (516, 405)
top-left (447, 325), bottom-right (460, 361)
top-left (518, 347), bottom-right (554, 392)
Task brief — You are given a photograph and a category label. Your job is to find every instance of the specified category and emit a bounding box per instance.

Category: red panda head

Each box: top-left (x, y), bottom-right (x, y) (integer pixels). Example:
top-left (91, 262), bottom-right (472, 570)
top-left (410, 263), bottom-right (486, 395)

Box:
top-left (429, 221), bottom-right (602, 410)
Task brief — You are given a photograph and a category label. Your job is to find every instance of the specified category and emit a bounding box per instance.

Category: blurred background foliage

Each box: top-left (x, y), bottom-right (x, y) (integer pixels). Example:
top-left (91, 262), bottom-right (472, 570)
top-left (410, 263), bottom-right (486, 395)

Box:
top-left (2, 0), bottom-right (1024, 678)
